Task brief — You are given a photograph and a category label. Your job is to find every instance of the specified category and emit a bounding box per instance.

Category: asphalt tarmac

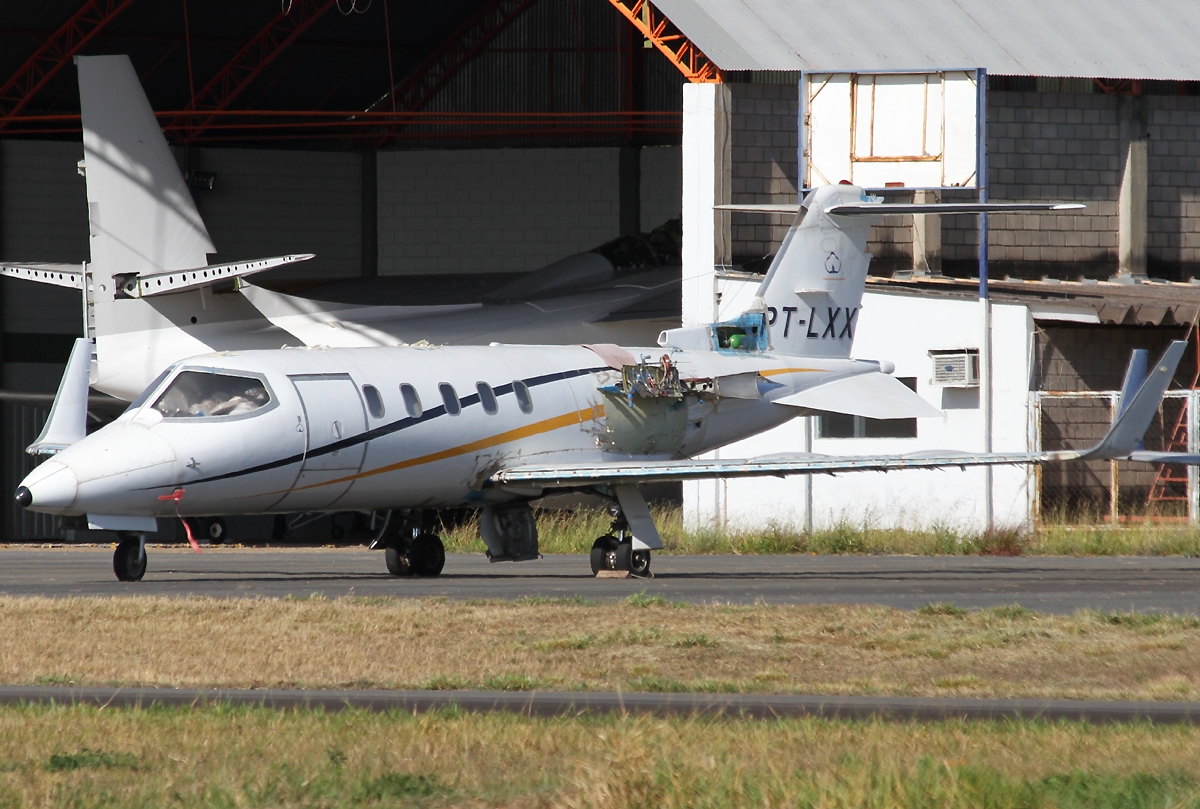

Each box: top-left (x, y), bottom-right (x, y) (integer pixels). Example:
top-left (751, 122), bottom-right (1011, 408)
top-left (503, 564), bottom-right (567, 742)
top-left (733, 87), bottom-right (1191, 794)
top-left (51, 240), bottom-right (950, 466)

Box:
top-left (3, 546), bottom-right (1200, 614)
top-left (2, 685), bottom-right (1198, 724)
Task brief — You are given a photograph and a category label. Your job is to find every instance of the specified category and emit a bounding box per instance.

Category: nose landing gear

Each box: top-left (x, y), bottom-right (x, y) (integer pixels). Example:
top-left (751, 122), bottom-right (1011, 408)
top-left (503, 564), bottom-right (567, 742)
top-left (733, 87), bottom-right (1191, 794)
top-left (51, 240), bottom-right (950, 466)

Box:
top-left (113, 533), bottom-right (147, 582)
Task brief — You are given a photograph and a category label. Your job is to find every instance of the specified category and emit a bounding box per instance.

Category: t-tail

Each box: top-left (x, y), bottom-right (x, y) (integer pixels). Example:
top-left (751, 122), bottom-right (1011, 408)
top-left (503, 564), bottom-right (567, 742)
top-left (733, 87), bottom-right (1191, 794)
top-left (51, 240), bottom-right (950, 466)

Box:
top-left (695, 186), bottom-right (1085, 359)
top-left (0, 55), bottom-right (312, 400)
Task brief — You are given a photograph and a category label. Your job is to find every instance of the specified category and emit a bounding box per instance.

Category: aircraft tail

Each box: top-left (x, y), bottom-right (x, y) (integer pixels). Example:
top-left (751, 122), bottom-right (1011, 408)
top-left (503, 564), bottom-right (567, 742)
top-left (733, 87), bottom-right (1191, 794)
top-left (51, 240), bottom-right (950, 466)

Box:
top-left (714, 187), bottom-right (1083, 358)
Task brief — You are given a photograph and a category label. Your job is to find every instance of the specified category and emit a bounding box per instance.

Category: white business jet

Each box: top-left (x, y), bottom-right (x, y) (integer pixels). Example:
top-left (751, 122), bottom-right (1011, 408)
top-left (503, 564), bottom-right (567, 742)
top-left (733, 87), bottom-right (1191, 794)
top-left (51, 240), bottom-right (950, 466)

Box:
top-left (0, 55), bottom-right (678, 403)
top-left (15, 177), bottom-right (1181, 582)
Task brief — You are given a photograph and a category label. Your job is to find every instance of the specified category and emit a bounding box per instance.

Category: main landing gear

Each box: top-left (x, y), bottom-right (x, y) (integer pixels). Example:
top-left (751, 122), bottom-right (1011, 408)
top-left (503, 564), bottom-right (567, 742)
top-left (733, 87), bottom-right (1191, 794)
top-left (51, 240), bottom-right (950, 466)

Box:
top-left (590, 507), bottom-right (651, 578)
top-left (113, 533), bottom-right (147, 582)
top-left (370, 511), bottom-right (446, 577)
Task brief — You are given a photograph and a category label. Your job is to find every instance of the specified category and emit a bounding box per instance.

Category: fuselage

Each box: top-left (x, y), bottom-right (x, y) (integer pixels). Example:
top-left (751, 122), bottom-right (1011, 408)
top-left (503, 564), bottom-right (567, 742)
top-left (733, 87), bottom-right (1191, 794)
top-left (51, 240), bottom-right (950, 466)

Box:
top-left (19, 343), bottom-right (877, 519)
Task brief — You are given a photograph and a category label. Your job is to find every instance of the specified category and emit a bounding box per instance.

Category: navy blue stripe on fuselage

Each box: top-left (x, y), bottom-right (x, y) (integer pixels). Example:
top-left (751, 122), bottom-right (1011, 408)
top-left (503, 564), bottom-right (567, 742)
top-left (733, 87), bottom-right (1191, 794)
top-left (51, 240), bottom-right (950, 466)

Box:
top-left (168, 365), bottom-right (609, 488)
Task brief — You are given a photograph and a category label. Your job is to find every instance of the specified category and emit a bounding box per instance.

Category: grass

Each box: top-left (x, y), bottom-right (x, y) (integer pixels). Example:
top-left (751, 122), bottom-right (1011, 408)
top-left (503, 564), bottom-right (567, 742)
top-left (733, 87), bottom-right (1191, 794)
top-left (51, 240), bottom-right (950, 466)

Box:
top-left (436, 505), bottom-right (1200, 557)
top-left (3, 596), bottom-right (1200, 701)
top-left (2, 706), bottom-right (1200, 807)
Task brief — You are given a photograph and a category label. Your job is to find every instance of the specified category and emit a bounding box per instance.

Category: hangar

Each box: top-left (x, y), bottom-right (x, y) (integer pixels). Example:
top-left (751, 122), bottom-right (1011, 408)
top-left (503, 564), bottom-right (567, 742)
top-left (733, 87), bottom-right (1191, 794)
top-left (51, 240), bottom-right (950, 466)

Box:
top-left (2, 1), bottom-right (1200, 537)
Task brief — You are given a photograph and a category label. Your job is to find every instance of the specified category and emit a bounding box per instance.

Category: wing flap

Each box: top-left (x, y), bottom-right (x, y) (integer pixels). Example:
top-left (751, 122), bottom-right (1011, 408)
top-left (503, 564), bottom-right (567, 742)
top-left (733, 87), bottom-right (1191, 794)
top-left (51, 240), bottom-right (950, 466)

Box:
top-left (774, 373), bottom-right (942, 419)
top-left (491, 451), bottom-right (1052, 488)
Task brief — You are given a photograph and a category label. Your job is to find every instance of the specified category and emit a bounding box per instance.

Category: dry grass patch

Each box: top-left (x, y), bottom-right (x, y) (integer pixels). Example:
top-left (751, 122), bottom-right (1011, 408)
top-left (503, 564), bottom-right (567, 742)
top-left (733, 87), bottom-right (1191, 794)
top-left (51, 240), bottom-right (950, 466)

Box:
top-left (2, 707), bottom-right (1200, 808)
top-left (1, 597), bottom-right (1199, 701)
top-left (437, 505), bottom-right (1200, 557)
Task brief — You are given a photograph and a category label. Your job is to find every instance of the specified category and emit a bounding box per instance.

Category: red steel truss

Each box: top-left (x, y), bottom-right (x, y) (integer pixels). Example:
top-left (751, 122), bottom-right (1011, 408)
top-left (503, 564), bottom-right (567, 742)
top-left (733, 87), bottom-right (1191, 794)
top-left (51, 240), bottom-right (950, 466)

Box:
top-left (167, 0), bottom-right (338, 143)
top-left (0, 0), bottom-right (138, 132)
top-left (605, 0), bottom-right (721, 83)
top-left (3, 109), bottom-right (681, 143)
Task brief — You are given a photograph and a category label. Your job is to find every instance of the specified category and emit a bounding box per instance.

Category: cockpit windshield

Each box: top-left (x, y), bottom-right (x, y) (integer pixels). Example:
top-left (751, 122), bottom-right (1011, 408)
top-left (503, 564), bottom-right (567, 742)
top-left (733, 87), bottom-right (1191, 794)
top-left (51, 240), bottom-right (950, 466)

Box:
top-left (152, 371), bottom-right (270, 418)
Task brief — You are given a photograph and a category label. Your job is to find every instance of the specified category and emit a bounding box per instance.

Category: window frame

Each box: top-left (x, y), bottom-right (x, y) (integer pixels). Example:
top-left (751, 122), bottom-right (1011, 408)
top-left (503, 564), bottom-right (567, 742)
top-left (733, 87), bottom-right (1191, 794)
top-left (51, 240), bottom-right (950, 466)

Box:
top-left (362, 384), bottom-right (386, 419)
top-left (150, 367), bottom-right (277, 422)
top-left (513, 379), bottom-right (534, 414)
top-left (439, 382), bottom-right (461, 416)
top-left (400, 383), bottom-right (423, 418)
top-left (477, 381), bottom-right (498, 415)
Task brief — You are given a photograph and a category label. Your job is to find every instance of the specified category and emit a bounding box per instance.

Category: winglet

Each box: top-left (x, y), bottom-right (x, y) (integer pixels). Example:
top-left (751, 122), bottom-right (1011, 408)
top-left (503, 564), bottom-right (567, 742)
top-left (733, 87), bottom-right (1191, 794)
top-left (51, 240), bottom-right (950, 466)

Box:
top-left (27, 338), bottom-right (93, 456)
top-left (1082, 341), bottom-right (1186, 460)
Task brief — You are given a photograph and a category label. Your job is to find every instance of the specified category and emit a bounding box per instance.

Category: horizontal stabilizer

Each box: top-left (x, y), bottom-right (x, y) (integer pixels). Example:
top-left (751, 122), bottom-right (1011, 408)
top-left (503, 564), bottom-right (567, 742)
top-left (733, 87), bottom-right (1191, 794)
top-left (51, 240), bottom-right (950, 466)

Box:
top-left (716, 203), bottom-right (1084, 216)
top-left (827, 202), bottom-right (1085, 215)
top-left (773, 372), bottom-right (942, 419)
top-left (1129, 451), bottom-right (1200, 465)
top-left (0, 263), bottom-right (84, 289)
top-left (117, 254), bottom-right (314, 298)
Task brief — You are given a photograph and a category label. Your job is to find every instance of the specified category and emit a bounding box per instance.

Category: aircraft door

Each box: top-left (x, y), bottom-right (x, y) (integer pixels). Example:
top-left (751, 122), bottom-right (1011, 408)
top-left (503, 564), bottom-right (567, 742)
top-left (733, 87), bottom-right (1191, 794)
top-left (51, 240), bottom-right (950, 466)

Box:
top-left (273, 374), bottom-right (369, 511)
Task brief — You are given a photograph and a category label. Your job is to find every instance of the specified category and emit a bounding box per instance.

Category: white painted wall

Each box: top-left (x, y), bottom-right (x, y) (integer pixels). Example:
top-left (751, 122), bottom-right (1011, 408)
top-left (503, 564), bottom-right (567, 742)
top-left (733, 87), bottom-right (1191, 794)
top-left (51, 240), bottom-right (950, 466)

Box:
top-left (684, 278), bottom-right (1036, 532)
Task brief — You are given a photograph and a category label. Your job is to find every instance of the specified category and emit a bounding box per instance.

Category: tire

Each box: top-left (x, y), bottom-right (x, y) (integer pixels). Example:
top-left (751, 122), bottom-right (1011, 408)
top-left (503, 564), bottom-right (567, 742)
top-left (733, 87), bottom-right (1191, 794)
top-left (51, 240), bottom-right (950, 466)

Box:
top-left (590, 535), bottom-right (619, 575)
top-left (614, 541), bottom-right (632, 572)
top-left (629, 549), bottom-right (651, 577)
top-left (410, 533), bottom-right (445, 577)
top-left (113, 535), bottom-right (146, 582)
top-left (202, 517), bottom-right (227, 544)
top-left (385, 546), bottom-right (411, 576)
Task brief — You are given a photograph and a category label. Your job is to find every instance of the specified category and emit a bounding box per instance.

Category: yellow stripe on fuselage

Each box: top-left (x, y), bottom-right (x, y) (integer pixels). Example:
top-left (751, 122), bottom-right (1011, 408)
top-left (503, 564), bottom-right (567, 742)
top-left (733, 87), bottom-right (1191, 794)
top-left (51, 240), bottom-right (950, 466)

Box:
top-left (269, 404), bottom-right (605, 495)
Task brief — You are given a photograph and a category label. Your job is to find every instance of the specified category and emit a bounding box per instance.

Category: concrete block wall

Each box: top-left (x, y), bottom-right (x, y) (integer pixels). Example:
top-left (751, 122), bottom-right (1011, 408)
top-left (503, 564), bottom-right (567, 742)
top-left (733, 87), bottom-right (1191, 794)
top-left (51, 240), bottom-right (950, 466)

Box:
top-left (377, 148), bottom-right (621, 275)
top-left (192, 147), bottom-right (362, 280)
top-left (1147, 96), bottom-right (1200, 276)
top-left (940, 91), bottom-right (1122, 277)
top-left (640, 145), bottom-right (682, 232)
top-left (728, 83), bottom-right (798, 266)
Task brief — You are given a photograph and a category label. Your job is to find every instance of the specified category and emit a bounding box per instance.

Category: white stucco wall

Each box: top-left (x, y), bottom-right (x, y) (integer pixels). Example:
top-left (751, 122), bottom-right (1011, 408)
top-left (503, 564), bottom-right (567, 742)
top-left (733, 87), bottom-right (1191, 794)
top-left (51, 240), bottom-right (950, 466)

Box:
top-left (684, 279), bottom-right (1036, 533)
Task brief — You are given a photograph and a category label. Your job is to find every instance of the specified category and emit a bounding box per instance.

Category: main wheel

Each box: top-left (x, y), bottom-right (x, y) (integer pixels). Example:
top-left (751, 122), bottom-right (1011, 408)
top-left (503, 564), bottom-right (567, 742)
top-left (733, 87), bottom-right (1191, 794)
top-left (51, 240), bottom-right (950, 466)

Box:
top-left (410, 534), bottom-right (445, 577)
top-left (590, 535), bottom-right (619, 575)
top-left (385, 545), bottom-right (411, 576)
top-left (113, 535), bottom-right (146, 582)
top-left (629, 549), bottom-right (651, 577)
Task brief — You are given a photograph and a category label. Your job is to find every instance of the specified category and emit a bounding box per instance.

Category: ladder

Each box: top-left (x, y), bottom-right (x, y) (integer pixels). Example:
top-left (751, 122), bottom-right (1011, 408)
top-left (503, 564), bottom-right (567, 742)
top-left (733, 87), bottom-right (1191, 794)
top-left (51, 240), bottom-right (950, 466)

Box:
top-left (1146, 326), bottom-right (1198, 515)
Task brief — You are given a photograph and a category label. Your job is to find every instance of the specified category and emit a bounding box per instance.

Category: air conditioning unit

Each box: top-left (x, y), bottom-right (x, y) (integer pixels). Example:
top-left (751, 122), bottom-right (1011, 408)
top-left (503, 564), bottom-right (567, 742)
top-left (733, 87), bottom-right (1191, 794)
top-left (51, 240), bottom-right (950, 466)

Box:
top-left (929, 349), bottom-right (980, 388)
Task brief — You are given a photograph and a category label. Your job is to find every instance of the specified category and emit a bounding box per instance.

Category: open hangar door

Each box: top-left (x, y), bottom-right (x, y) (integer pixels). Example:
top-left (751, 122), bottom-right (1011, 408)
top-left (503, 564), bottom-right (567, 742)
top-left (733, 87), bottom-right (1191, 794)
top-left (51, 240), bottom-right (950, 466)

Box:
top-left (801, 70), bottom-right (981, 190)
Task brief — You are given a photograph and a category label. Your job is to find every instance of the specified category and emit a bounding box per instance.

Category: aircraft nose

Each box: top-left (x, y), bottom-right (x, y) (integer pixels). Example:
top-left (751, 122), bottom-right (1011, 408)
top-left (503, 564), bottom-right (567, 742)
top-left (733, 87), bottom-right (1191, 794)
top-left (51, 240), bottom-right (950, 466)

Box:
top-left (16, 461), bottom-right (79, 512)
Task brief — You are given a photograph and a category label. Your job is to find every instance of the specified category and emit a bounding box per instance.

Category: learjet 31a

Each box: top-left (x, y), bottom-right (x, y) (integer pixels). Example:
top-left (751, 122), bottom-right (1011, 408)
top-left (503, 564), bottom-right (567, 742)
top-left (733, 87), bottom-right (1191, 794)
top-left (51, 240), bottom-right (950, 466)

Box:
top-left (15, 174), bottom-right (1182, 582)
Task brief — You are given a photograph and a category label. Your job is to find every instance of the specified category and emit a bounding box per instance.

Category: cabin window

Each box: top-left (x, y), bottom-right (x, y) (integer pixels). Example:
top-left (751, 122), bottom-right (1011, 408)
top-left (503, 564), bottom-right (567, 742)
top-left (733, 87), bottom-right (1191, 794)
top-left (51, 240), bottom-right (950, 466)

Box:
top-left (440, 383), bottom-right (460, 416)
top-left (124, 364), bottom-right (178, 415)
top-left (400, 384), bottom-right (422, 418)
top-left (477, 382), bottom-right (498, 415)
top-left (362, 384), bottom-right (385, 419)
top-left (513, 380), bottom-right (533, 414)
top-left (153, 371), bottom-right (270, 418)
top-left (818, 377), bottom-right (919, 439)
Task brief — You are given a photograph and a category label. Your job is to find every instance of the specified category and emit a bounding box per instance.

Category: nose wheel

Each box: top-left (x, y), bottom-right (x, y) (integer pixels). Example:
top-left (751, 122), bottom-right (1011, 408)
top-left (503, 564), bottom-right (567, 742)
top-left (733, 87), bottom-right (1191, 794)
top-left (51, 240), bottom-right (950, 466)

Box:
top-left (113, 534), bottom-right (147, 582)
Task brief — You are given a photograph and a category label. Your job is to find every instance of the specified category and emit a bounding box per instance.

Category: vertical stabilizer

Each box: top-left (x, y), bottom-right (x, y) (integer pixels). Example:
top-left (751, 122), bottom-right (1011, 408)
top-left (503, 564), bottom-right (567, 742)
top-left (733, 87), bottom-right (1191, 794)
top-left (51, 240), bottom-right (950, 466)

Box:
top-left (752, 184), bottom-right (877, 358)
top-left (78, 55), bottom-right (214, 280)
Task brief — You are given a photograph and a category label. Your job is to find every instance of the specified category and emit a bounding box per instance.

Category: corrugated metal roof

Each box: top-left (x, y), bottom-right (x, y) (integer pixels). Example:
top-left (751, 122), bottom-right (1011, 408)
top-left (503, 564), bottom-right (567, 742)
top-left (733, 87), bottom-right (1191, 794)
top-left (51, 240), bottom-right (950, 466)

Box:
top-left (867, 276), bottom-right (1200, 327)
top-left (653, 0), bottom-right (1200, 80)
